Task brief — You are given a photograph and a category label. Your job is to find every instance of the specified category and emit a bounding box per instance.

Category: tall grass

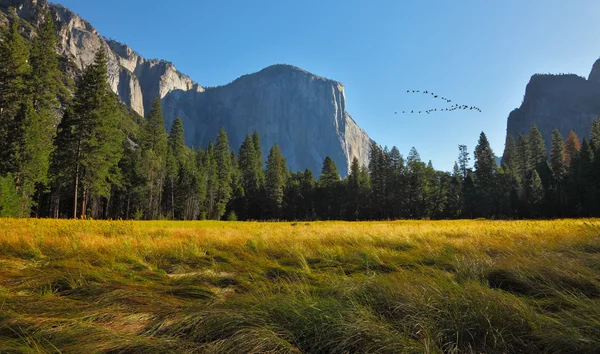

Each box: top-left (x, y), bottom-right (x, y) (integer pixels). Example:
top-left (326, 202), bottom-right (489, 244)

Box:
top-left (0, 219), bottom-right (599, 353)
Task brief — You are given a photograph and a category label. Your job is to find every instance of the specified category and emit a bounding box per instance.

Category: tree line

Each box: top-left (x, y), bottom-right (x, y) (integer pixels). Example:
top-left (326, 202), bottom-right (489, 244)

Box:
top-left (1, 10), bottom-right (600, 220)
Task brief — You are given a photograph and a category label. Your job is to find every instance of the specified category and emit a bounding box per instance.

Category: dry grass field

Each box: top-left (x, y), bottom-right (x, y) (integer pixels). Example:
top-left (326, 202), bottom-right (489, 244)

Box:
top-left (0, 219), bottom-right (599, 353)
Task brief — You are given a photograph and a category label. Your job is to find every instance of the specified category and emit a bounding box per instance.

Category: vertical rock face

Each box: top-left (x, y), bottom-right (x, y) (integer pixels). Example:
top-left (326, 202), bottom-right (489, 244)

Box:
top-left (2, 0), bottom-right (372, 175)
top-left (163, 65), bottom-right (371, 175)
top-left (504, 69), bottom-right (600, 156)
top-left (50, 4), bottom-right (203, 117)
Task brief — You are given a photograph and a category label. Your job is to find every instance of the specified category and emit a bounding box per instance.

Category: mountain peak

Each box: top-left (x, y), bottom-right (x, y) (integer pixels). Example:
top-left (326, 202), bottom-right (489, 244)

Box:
top-left (589, 58), bottom-right (600, 83)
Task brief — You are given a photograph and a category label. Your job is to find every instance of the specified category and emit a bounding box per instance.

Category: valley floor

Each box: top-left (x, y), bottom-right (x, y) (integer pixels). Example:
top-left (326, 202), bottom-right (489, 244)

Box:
top-left (0, 219), bottom-right (599, 353)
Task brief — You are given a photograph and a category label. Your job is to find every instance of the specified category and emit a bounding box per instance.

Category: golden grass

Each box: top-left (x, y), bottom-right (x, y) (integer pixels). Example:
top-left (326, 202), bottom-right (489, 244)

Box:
top-left (0, 219), bottom-right (599, 353)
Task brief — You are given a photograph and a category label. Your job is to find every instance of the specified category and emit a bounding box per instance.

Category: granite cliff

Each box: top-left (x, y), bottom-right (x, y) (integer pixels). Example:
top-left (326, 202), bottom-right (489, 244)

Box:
top-left (504, 62), bottom-right (600, 157)
top-left (0, 0), bottom-right (371, 176)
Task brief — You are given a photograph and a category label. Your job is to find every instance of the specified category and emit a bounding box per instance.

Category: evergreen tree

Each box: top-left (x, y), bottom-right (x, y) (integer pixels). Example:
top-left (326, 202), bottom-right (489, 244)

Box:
top-left (299, 169), bottom-right (316, 220)
top-left (514, 135), bottom-right (530, 181)
top-left (238, 133), bottom-right (263, 219)
top-left (0, 14), bottom-right (30, 174)
top-left (30, 10), bottom-right (61, 114)
top-left (502, 136), bottom-right (516, 170)
top-left (446, 162), bottom-right (463, 218)
top-left (264, 144), bottom-right (287, 219)
top-left (0, 173), bottom-right (23, 217)
top-left (406, 147), bottom-right (427, 218)
top-left (473, 132), bottom-right (497, 217)
top-left (203, 142), bottom-right (218, 219)
top-left (550, 129), bottom-right (566, 215)
top-left (369, 142), bottom-right (389, 218)
top-left (550, 130), bottom-right (566, 180)
top-left (527, 170), bottom-right (544, 217)
top-left (228, 150), bottom-right (244, 220)
top-left (11, 100), bottom-right (50, 213)
top-left (528, 123), bottom-right (546, 169)
top-left (140, 97), bottom-right (168, 219)
top-left (214, 127), bottom-right (232, 220)
top-left (387, 146), bottom-right (404, 218)
top-left (252, 130), bottom-right (264, 177)
top-left (346, 157), bottom-right (369, 220)
top-left (166, 117), bottom-right (185, 218)
top-left (317, 156), bottom-right (341, 219)
top-left (54, 50), bottom-right (123, 218)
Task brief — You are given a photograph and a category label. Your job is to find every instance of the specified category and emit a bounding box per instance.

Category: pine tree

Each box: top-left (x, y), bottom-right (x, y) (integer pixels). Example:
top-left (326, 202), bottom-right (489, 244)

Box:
top-left (299, 169), bottom-right (316, 220)
top-left (54, 49), bottom-right (123, 218)
top-left (264, 144), bottom-right (287, 219)
top-left (550, 129), bottom-right (566, 215)
top-left (15, 10), bottom-right (62, 216)
top-left (317, 156), bottom-right (341, 219)
top-left (11, 100), bottom-right (49, 213)
top-left (446, 162), bottom-right (463, 218)
top-left (406, 147), bottom-right (427, 218)
top-left (0, 13), bottom-right (30, 174)
top-left (514, 135), bottom-right (529, 181)
top-left (203, 142), bottom-right (218, 219)
top-left (527, 170), bottom-right (544, 217)
top-left (550, 130), bottom-right (566, 180)
top-left (252, 130), bottom-right (264, 178)
top-left (528, 123), bottom-right (546, 169)
top-left (140, 97), bottom-right (168, 219)
top-left (214, 127), bottom-right (232, 220)
top-left (228, 150), bottom-right (244, 220)
top-left (166, 117), bottom-right (185, 218)
top-left (474, 132), bottom-right (497, 217)
top-left (387, 146), bottom-right (404, 218)
top-left (0, 173), bottom-right (23, 217)
top-left (238, 133), bottom-right (263, 219)
top-left (346, 157), bottom-right (364, 220)
top-left (30, 10), bottom-right (61, 115)
top-left (502, 136), bottom-right (516, 170)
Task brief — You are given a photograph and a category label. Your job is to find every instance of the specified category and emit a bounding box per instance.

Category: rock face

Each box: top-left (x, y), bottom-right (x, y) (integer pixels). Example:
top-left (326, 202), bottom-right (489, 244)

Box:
top-left (163, 65), bottom-right (371, 175)
top-left (1, 0), bottom-right (371, 176)
top-left (504, 67), bottom-right (600, 157)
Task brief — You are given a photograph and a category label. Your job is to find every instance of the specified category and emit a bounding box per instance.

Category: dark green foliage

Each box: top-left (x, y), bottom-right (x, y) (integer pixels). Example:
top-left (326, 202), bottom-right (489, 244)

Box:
top-left (0, 173), bottom-right (23, 217)
top-left (52, 49), bottom-right (123, 218)
top-left (474, 132), bottom-right (497, 217)
top-left (214, 127), bottom-right (233, 220)
top-left (140, 98), bottom-right (168, 219)
top-left (528, 123), bottom-right (546, 169)
top-left (0, 14), bottom-right (30, 175)
top-left (264, 144), bottom-right (287, 219)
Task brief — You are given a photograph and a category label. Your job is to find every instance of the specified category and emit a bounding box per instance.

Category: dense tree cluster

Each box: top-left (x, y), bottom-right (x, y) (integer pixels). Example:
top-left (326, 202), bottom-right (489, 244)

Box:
top-left (1, 12), bottom-right (600, 220)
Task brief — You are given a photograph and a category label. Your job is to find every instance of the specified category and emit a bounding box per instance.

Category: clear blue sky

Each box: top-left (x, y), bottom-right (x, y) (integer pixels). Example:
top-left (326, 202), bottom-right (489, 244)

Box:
top-left (54, 0), bottom-right (600, 171)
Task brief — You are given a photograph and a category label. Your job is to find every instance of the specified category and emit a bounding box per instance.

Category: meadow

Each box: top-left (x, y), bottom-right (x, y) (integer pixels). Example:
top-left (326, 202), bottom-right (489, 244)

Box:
top-left (0, 219), bottom-right (599, 353)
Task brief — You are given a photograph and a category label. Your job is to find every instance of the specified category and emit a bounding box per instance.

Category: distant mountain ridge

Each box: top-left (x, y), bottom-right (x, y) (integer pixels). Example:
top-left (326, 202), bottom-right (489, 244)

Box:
top-left (503, 61), bottom-right (600, 157)
top-left (0, 0), bottom-right (371, 176)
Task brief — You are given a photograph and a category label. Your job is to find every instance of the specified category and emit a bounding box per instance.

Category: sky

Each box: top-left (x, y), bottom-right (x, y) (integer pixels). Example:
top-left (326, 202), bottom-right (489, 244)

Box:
top-left (54, 0), bottom-right (600, 171)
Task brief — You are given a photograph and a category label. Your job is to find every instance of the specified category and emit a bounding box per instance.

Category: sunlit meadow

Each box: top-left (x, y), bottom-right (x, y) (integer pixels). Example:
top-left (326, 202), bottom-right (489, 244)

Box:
top-left (0, 219), bottom-right (599, 353)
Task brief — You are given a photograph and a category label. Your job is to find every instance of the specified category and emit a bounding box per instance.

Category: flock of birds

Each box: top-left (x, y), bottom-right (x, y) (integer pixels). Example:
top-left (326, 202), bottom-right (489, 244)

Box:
top-left (395, 90), bottom-right (482, 115)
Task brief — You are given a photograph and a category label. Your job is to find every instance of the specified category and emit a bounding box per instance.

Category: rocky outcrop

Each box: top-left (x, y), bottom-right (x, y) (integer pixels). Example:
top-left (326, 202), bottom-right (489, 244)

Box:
top-left (49, 4), bottom-right (203, 117)
top-left (2, 0), bottom-right (371, 175)
top-left (504, 70), bottom-right (600, 156)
